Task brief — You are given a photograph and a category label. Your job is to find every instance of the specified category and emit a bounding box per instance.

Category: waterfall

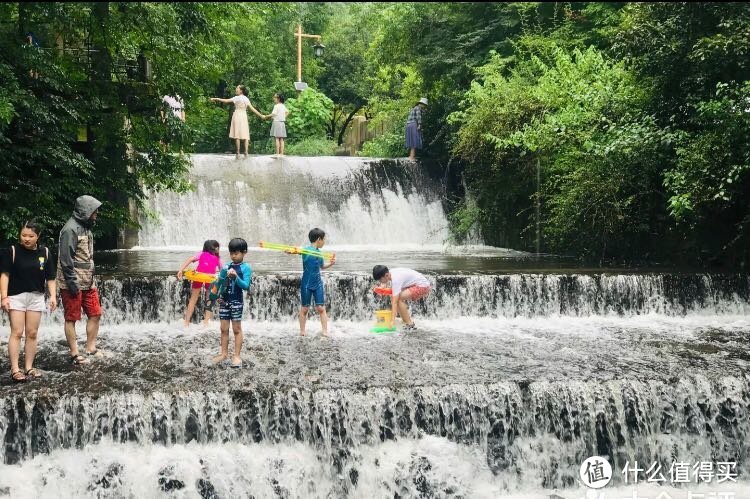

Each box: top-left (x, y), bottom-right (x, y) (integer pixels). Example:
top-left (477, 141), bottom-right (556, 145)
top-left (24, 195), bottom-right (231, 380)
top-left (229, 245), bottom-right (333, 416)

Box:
top-left (136, 155), bottom-right (450, 248)
top-left (3, 273), bottom-right (747, 326)
top-left (3, 153), bottom-right (749, 497)
top-left (2, 376), bottom-right (748, 494)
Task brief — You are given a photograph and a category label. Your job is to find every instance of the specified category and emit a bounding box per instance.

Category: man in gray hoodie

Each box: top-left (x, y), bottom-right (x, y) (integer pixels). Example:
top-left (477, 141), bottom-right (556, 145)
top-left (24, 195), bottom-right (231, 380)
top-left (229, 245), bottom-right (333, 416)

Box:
top-left (57, 195), bottom-right (104, 365)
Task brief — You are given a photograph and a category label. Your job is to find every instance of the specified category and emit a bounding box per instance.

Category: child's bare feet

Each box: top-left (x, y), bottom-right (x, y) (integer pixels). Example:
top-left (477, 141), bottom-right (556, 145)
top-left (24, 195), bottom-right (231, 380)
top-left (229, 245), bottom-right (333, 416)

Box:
top-left (300, 330), bottom-right (306, 337)
top-left (230, 356), bottom-right (242, 368)
top-left (212, 354), bottom-right (227, 364)
top-left (320, 333), bottom-right (329, 341)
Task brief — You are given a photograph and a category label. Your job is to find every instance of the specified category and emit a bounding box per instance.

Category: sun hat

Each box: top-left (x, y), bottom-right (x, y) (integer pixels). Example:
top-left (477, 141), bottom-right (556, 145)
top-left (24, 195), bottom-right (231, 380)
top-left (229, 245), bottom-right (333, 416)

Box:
top-left (418, 97), bottom-right (428, 106)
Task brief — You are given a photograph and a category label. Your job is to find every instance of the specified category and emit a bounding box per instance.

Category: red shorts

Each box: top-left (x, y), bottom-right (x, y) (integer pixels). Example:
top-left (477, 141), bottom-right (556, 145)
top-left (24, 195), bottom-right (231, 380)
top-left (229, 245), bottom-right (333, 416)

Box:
top-left (61, 289), bottom-right (103, 322)
top-left (403, 285), bottom-right (431, 301)
top-left (191, 282), bottom-right (210, 291)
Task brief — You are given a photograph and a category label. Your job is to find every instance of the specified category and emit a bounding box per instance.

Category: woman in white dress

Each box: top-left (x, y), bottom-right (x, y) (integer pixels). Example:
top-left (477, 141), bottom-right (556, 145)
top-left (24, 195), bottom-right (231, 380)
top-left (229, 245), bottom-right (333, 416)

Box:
top-left (210, 85), bottom-right (263, 159)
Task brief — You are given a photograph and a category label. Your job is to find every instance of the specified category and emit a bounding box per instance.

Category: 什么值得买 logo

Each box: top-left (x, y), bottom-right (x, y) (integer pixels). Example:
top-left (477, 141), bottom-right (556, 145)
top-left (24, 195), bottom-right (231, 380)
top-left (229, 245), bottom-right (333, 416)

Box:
top-left (580, 456), bottom-right (612, 489)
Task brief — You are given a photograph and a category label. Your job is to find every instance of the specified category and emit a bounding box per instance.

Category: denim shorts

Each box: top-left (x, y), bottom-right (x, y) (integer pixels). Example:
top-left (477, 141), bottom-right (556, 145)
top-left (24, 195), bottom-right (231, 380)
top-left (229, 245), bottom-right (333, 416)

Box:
top-left (218, 298), bottom-right (243, 321)
top-left (300, 287), bottom-right (325, 307)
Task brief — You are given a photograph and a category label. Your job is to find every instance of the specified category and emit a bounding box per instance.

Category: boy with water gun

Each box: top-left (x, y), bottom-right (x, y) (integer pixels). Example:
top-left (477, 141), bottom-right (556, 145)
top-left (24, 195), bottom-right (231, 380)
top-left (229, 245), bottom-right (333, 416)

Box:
top-left (285, 228), bottom-right (336, 338)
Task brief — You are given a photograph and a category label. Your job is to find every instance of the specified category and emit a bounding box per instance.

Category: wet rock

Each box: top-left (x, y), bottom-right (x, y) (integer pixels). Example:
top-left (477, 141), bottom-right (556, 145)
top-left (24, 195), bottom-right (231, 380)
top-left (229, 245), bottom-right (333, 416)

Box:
top-left (90, 462), bottom-right (123, 490)
top-left (270, 478), bottom-right (289, 498)
top-left (185, 409), bottom-right (199, 443)
top-left (159, 477), bottom-right (185, 492)
top-left (411, 456), bottom-right (433, 496)
top-left (197, 478), bottom-right (218, 499)
top-left (158, 466), bottom-right (184, 492)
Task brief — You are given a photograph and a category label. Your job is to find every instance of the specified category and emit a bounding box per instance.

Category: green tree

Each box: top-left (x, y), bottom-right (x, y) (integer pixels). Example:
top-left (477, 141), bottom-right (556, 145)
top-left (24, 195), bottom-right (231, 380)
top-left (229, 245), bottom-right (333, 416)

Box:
top-left (318, 2), bottom-right (376, 144)
top-left (616, 2), bottom-right (750, 262)
top-left (285, 87), bottom-right (333, 139)
top-left (0, 2), bottom-right (227, 245)
top-left (451, 46), bottom-right (671, 258)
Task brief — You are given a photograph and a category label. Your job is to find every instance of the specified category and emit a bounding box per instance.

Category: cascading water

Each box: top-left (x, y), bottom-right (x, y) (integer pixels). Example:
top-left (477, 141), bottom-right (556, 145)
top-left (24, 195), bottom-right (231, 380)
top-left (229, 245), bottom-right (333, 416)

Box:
top-left (136, 155), bottom-right (450, 248)
top-left (1, 272), bottom-right (749, 325)
top-left (2, 378), bottom-right (749, 496)
top-left (1, 155), bottom-right (749, 498)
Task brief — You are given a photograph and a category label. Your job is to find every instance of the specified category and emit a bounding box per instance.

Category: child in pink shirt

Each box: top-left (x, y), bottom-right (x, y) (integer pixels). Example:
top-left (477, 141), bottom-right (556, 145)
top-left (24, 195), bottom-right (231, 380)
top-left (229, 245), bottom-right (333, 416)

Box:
top-left (177, 240), bottom-right (221, 328)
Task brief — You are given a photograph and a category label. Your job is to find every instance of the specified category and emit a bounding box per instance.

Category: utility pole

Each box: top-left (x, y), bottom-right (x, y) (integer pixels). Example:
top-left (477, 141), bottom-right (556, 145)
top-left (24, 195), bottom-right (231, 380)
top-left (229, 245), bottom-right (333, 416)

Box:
top-left (294, 23), bottom-right (324, 94)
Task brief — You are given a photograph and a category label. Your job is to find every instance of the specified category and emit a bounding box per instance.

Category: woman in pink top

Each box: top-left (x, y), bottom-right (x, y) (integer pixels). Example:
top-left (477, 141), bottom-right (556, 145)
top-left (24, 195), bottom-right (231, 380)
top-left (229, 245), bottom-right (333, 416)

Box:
top-left (177, 240), bottom-right (221, 328)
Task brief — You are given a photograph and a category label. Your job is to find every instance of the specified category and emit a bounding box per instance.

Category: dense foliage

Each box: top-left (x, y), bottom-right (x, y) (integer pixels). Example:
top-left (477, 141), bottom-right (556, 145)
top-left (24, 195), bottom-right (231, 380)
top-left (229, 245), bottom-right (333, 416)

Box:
top-left (0, 2), bottom-right (209, 246)
top-left (0, 2), bottom-right (333, 245)
top-left (363, 2), bottom-right (750, 265)
top-left (2, 2), bottom-right (749, 266)
top-left (285, 88), bottom-right (333, 140)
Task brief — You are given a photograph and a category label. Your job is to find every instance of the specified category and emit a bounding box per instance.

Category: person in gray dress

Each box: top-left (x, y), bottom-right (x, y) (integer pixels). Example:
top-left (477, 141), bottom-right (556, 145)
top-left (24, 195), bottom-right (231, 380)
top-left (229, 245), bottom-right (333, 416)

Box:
top-left (264, 93), bottom-right (289, 157)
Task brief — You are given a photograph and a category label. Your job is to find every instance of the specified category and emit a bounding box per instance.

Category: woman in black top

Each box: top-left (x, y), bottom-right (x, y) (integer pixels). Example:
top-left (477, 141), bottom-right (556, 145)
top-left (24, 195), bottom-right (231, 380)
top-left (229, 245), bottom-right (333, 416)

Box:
top-left (0, 221), bottom-right (57, 382)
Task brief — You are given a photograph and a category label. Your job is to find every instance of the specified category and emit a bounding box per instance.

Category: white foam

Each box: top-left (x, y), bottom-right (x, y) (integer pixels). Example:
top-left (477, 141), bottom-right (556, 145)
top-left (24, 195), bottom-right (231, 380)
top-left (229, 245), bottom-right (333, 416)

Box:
top-left (136, 154), bottom-right (456, 248)
top-left (1, 437), bottom-right (746, 499)
top-left (2, 314), bottom-right (747, 343)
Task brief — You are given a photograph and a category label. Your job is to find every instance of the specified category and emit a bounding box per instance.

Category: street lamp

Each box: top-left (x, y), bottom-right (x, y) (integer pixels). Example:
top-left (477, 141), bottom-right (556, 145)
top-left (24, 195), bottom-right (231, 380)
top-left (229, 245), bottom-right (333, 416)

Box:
top-left (313, 42), bottom-right (325, 58)
top-left (295, 24), bottom-right (323, 92)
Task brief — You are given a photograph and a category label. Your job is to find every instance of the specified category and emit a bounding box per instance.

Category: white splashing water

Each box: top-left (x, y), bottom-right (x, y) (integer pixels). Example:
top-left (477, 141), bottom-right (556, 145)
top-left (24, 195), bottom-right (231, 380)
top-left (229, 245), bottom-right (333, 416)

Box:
top-left (3, 273), bottom-right (747, 327)
top-left (137, 155), bottom-right (451, 248)
top-left (1, 318), bottom-right (749, 496)
top-left (1, 438), bottom-right (748, 499)
top-left (8, 155), bottom-right (750, 497)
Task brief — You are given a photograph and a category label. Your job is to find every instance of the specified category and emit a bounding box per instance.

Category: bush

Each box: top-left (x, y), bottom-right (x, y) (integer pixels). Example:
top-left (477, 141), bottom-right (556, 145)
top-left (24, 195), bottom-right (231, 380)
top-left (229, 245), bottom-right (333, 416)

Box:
top-left (450, 45), bottom-right (669, 258)
top-left (285, 137), bottom-right (337, 156)
top-left (359, 129), bottom-right (404, 158)
top-left (285, 88), bottom-right (334, 139)
top-left (189, 100), bottom-right (230, 153)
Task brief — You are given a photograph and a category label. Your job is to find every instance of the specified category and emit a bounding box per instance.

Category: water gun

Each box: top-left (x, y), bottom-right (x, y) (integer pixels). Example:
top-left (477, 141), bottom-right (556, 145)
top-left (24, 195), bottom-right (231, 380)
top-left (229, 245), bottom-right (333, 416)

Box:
top-left (208, 269), bottom-right (228, 302)
top-left (258, 241), bottom-right (334, 260)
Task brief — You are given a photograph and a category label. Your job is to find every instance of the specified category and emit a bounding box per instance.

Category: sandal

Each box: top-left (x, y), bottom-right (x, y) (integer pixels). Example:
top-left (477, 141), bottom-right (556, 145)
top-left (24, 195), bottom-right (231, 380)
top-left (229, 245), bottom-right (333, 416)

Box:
top-left (71, 354), bottom-right (89, 365)
top-left (25, 368), bottom-right (42, 379)
top-left (11, 370), bottom-right (27, 383)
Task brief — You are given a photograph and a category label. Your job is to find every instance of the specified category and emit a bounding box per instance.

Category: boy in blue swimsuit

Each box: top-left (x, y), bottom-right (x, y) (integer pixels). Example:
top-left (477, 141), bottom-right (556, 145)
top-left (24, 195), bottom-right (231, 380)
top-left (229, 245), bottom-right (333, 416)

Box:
top-left (288, 228), bottom-right (336, 338)
top-left (212, 238), bottom-right (251, 367)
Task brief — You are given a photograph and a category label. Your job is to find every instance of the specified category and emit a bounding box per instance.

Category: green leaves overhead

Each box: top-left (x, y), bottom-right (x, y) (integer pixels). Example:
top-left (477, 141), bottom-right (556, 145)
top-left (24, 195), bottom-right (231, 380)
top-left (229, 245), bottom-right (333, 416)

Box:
top-left (380, 1), bottom-right (750, 264)
top-left (1, 1), bottom-right (749, 265)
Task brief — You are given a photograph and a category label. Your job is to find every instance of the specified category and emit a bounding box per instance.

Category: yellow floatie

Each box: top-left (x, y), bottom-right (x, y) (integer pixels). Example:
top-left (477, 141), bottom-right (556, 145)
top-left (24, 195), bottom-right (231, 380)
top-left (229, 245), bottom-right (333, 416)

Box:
top-left (183, 270), bottom-right (217, 284)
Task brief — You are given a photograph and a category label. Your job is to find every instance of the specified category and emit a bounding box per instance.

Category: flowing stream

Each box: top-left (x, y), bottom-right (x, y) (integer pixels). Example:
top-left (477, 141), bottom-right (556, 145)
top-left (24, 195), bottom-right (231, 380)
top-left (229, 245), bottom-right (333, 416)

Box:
top-left (1, 155), bottom-right (748, 499)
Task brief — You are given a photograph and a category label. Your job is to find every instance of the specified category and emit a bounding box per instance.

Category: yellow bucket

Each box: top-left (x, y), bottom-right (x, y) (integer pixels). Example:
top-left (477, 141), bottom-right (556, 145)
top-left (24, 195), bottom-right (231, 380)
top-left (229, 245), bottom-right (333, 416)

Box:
top-left (374, 310), bottom-right (392, 326)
